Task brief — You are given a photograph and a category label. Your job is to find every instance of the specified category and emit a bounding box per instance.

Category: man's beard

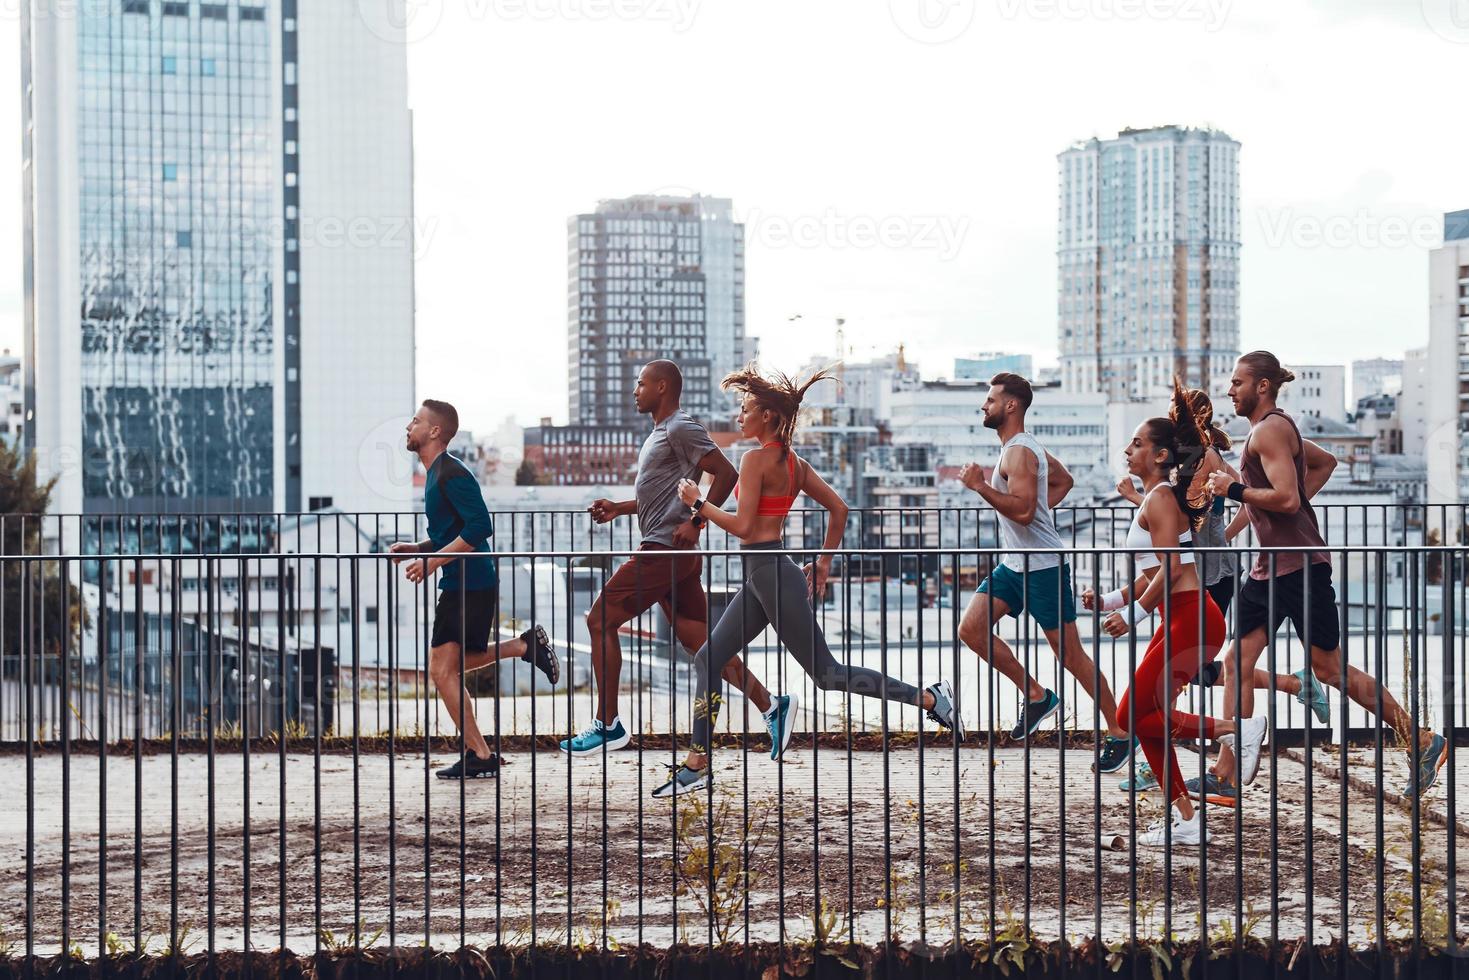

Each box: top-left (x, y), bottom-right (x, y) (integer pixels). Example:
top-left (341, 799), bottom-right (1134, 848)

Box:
top-left (1236, 392), bottom-right (1258, 417)
top-left (406, 436), bottom-right (420, 452)
top-left (981, 413), bottom-right (1001, 430)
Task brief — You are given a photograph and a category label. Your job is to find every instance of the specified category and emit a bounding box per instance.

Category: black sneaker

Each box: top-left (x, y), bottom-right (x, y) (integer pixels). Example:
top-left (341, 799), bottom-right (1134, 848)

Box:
top-left (652, 764), bottom-right (709, 799)
top-left (924, 679), bottom-right (965, 740)
top-left (1094, 735), bottom-right (1137, 774)
top-left (519, 624), bottom-right (561, 685)
top-left (436, 753), bottom-right (500, 779)
top-left (1189, 661), bottom-right (1223, 687)
top-left (1009, 689), bottom-right (1060, 740)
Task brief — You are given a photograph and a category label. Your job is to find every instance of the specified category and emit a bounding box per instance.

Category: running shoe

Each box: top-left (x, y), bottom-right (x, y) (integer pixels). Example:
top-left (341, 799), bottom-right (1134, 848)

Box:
top-left (652, 764), bottom-right (709, 799)
top-left (436, 752), bottom-right (500, 780)
top-left (1218, 714), bottom-right (1270, 786)
top-left (519, 624), bottom-right (561, 685)
top-left (1184, 772), bottom-right (1238, 807)
top-left (1010, 689), bottom-right (1060, 740)
top-left (925, 679), bottom-right (965, 740)
top-left (1138, 806), bottom-right (1208, 847)
top-left (1404, 732), bottom-right (1447, 799)
top-left (764, 693), bottom-right (799, 760)
top-left (1293, 667), bottom-right (1330, 725)
top-left (1119, 760), bottom-right (1159, 793)
top-left (560, 717), bottom-right (631, 756)
top-left (1095, 735), bottom-right (1138, 774)
top-left (1188, 661), bottom-right (1224, 688)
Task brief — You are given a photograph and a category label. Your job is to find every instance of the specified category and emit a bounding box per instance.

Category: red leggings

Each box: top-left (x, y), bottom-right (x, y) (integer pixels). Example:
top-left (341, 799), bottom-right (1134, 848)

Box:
top-left (1115, 590), bottom-right (1227, 803)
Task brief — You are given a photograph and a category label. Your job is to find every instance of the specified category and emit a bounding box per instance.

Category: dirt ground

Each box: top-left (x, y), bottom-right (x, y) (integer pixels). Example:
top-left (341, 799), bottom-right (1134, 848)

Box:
top-left (4, 743), bottom-right (1465, 956)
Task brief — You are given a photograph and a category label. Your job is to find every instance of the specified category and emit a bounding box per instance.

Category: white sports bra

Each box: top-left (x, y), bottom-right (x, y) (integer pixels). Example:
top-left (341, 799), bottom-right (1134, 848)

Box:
top-left (1126, 509), bottom-right (1194, 571)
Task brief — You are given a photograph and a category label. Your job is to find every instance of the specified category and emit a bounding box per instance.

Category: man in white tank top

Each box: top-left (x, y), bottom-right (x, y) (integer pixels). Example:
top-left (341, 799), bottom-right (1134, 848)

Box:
top-left (956, 373), bottom-right (1134, 771)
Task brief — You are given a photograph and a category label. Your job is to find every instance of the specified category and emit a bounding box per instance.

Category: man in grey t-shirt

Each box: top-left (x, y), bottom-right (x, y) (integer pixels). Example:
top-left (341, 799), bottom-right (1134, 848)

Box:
top-left (561, 360), bottom-right (775, 756)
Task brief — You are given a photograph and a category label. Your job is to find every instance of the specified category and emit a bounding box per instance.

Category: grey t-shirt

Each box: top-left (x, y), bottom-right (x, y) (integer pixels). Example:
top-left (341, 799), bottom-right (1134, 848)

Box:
top-left (635, 411), bottom-right (719, 547)
top-left (993, 432), bottom-right (1064, 572)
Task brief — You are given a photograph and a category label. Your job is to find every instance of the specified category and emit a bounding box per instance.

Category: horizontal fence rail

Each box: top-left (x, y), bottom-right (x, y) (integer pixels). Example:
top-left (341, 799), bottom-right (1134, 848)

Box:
top-left (2, 527), bottom-right (1465, 971)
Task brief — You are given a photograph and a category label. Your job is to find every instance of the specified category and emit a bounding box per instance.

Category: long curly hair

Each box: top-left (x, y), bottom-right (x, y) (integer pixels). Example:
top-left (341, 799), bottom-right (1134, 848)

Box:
top-left (1141, 379), bottom-right (1215, 531)
top-left (721, 362), bottom-right (836, 455)
top-left (1175, 387), bottom-right (1231, 451)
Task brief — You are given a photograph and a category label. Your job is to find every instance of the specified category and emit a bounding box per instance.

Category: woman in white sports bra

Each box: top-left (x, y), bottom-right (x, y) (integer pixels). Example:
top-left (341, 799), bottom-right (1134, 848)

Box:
top-left (1081, 382), bottom-right (1266, 847)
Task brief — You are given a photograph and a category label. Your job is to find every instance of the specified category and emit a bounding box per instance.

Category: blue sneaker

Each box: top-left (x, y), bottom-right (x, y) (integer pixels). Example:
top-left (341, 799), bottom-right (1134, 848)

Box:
top-left (1095, 735), bottom-right (1138, 774)
top-left (1010, 689), bottom-right (1060, 740)
top-left (764, 693), bottom-right (798, 760)
top-left (1119, 760), bottom-right (1159, 793)
top-left (560, 718), bottom-right (631, 756)
top-left (1405, 733), bottom-right (1447, 799)
top-left (1293, 667), bottom-right (1330, 725)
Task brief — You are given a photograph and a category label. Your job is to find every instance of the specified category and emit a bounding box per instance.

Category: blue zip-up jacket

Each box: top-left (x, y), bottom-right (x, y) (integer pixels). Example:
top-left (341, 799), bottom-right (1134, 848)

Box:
top-left (424, 451), bottom-right (496, 592)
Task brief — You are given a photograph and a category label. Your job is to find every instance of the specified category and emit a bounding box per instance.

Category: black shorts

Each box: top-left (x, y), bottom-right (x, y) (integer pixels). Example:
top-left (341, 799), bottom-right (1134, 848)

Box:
top-left (431, 589), bottom-right (498, 652)
top-left (1235, 562), bottom-right (1340, 652)
top-left (1205, 576), bottom-right (1237, 617)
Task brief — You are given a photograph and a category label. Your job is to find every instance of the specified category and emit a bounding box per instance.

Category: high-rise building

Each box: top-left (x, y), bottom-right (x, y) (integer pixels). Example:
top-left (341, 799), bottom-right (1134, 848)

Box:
top-left (1426, 210), bottom-right (1469, 506)
top-left (23, 1), bottom-right (415, 520)
top-left (568, 194), bottom-right (748, 429)
top-left (954, 352), bottom-right (1033, 382)
top-left (1057, 126), bottom-right (1241, 401)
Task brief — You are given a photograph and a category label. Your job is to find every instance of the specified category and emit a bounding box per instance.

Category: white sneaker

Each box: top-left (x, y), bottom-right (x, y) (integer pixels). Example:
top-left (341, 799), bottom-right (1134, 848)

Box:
top-left (1220, 715), bottom-right (1270, 786)
top-left (1138, 806), bottom-right (1208, 847)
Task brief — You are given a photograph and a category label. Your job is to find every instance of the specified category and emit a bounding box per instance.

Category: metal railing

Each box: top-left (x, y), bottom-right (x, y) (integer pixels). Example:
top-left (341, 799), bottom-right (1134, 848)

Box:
top-left (1, 534), bottom-right (1464, 969)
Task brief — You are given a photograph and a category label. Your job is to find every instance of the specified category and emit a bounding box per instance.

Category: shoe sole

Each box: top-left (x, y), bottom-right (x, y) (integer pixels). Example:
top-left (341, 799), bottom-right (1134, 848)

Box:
top-left (1187, 787), bottom-right (1238, 807)
top-left (1012, 699), bottom-right (1059, 741)
top-left (1237, 718), bottom-right (1269, 786)
top-left (436, 766), bottom-right (498, 780)
top-left (653, 773), bottom-right (709, 799)
top-left (771, 694), bottom-right (799, 760)
top-left (526, 626), bottom-right (561, 685)
top-left (561, 730), bottom-right (632, 756)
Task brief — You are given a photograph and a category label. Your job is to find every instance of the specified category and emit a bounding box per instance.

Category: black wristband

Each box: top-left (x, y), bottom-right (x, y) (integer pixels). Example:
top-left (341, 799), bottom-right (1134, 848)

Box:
top-left (690, 513), bottom-right (707, 528)
top-left (1226, 481), bottom-right (1246, 503)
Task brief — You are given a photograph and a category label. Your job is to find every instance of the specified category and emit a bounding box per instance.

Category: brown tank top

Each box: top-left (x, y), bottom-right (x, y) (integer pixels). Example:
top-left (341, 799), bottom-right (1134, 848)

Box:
top-left (1240, 408), bottom-right (1328, 580)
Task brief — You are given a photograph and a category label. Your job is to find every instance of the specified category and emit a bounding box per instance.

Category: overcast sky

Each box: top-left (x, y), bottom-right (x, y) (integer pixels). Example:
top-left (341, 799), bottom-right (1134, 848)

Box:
top-left (1, 0), bottom-right (1466, 432)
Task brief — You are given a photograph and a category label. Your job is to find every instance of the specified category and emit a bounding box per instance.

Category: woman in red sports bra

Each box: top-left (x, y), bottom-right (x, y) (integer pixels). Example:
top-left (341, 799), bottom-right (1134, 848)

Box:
top-left (651, 363), bottom-right (963, 799)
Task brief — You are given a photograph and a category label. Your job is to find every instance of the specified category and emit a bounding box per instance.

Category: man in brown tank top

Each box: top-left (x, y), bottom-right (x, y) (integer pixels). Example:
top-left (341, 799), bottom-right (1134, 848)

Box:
top-left (1192, 352), bottom-right (1445, 804)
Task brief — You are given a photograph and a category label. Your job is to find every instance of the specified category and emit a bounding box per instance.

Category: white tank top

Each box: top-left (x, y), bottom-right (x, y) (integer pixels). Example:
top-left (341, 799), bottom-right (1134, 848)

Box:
top-left (1125, 507), bottom-right (1194, 571)
top-left (993, 432), bottom-right (1064, 572)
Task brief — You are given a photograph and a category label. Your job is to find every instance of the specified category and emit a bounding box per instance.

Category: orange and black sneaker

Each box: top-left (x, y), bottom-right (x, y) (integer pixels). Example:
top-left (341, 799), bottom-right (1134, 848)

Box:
top-left (1184, 772), bottom-right (1238, 807)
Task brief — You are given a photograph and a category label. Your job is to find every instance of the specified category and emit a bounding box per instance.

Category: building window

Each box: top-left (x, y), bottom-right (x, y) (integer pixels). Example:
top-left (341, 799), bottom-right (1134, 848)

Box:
top-left (201, 58), bottom-right (216, 76)
top-left (161, 56), bottom-right (178, 75)
top-left (365, 606), bottom-right (379, 624)
top-left (162, 163), bottom-right (178, 181)
top-left (308, 496), bottom-right (333, 511)
top-left (176, 231), bottom-right (192, 248)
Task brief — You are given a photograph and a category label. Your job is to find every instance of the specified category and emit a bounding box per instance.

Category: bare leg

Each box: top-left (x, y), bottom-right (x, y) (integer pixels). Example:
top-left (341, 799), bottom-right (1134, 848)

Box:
top-left (1308, 647), bottom-right (1435, 750)
top-left (958, 594), bottom-right (1046, 702)
top-left (428, 638), bottom-right (527, 759)
top-left (585, 596), bottom-right (627, 725)
top-left (1046, 621), bottom-right (1126, 738)
top-left (1212, 628), bottom-right (1269, 784)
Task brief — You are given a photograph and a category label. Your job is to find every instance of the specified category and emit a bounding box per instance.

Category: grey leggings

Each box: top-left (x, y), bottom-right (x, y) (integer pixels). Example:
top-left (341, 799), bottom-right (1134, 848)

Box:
top-left (690, 542), bottom-right (922, 752)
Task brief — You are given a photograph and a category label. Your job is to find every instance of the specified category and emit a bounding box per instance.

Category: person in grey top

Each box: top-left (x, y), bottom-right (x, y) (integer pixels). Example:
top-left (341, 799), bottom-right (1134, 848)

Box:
top-left (561, 360), bottom-right (779, 756)
top-left (956, 372), bottom-right (1133, 770)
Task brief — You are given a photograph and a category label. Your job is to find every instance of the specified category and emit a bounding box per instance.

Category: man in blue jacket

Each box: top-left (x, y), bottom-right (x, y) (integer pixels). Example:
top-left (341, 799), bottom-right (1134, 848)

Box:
top-left (392, 399), bottom-right (561, 779)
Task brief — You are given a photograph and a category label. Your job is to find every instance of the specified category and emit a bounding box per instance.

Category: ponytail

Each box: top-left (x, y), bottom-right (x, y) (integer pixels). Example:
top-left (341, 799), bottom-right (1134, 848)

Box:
top-left (721, 362), bottom-right (837, 454)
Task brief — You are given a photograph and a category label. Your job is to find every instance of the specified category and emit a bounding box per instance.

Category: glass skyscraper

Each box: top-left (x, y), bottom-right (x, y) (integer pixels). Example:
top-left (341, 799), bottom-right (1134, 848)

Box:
top-left (73, 3), bottom-right (276, 510)
top-left (1057, 126), bottom-right (1241, 401)
top-left (24, 1), bottom-right (416, 521)
top-left (568, 195), bottom-right (748, 429)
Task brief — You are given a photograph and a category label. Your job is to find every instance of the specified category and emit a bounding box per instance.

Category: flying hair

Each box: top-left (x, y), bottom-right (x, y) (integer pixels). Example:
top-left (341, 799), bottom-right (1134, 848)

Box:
top-left (1174, 387), bottom-right (1231, 451)
top-left (721, 361), bottom-right (838, 454)
top-left (1141, 379), bottom-right (1213, 531)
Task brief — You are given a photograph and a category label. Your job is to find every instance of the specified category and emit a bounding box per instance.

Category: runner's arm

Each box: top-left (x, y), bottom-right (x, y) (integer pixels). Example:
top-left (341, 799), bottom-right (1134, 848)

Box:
top-left (1045, 451), bottom-right (1073, 510)
top-left (969, 449), bottom-right (1041, 525)
top-left (1301, 439), bottom-right (1337, 499)
top-left (1235, 416), bottom-right (1300, 514)
top-left (684, 453), bottom-right (765, 539)
top-left (698, 447), bottom-right (738, 509)
top-left (797, 461), bottom-right (849, 560)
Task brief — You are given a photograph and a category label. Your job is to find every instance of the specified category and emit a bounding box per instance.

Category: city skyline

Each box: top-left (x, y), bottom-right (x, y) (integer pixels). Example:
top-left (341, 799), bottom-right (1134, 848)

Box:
top-left (0, 2), bottom-right (1465, 437)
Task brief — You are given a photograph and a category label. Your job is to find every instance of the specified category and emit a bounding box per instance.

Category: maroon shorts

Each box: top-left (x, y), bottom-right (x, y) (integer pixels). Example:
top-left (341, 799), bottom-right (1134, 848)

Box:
top-left (594, 543), bottom-right (708, 628)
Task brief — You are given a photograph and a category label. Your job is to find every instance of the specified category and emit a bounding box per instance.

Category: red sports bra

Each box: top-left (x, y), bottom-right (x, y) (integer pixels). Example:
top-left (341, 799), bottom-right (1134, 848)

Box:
top-left (734, 443), bottom-right (800, 518)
